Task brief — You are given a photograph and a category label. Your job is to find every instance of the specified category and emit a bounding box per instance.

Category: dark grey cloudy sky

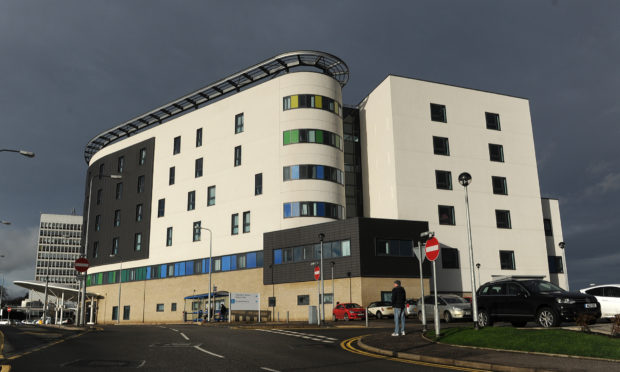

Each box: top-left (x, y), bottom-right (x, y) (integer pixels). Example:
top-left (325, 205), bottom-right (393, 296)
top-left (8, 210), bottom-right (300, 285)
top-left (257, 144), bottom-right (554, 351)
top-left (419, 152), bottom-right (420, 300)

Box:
top-left (1, 0), bottom-right (618, 296)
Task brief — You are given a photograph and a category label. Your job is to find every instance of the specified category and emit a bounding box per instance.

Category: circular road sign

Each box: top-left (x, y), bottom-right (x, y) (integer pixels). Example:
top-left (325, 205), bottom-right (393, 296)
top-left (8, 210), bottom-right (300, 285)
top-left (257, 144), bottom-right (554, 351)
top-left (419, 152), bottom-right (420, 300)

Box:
top-left (425, 237), bottom-right (440, 261)
top-left (7, 307), bottom-right (11, 313)
top-left (75, 257), bottom-right (90, 273)
top-left (314, 265), bottom-right (321, 280)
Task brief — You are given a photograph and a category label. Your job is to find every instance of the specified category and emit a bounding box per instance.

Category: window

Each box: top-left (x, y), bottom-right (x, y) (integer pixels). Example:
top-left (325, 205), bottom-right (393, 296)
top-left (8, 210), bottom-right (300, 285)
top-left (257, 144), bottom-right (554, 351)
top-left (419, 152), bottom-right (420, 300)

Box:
top-left (283, 164), bottom-right (344, 184)
top-left (496, 210), bottom-right (512, 229)
top-left (92, 241), bottom-right (99, 258)
top-left (441, 248), bottom-right (460, 269)
top-left (117, 156), bottom-right (125, 173)
top-left (157, 199), bottom-right (165, 217)
top-left (137, 175), bottom-right (145, 193)
top-left (136, 204), bottom-right (143, 222)
top-left (166, 227), bottom-right (173, 247)
top-left (234, 146), bottom-right (242, 166)
top-left (96, 189), bottom-right (102, 205)
top-left (255, 173), bottom-right (262, 195)
top-left (492, 176), bottom-right (508, 195)
top-left (114, 210), bottom-right (121, 227)
top-left (156, 304), bottom-right (164, 312)
top-left (173, 136), bottom-right (181, 155)
top-left (195, 158), bottom-right (203, 178)
top-left (196, 128), bottom-right (203, 147)
top-left (485, 112), bottom-right (501, 130)
top-left (430, 103), bottom-right (447, 122)
top-left (237, 255), bottom-right (246, 269)
top-left (139, 148), bottom-right (147, 165)
top-left (235, 113), bottom-right (244, 134)
top-left (112, 237), bottom-right (119, 255)
top-left (376, 239), bottom-right (413, 257)
top-left (500, 251), bottom-right (516, 270)
top-left (548, 256), bottom-right (564, 273)
top-left (112, 306), bottom-right (118, 320)
top-left (134, 233), bottom-right (142, 251)
top-left (243, 211), bottom-right (250, 233)
top-left (282, 129), bottom-right (342, 150)
top-left (544, 218), bottom-right (553, 236)
top-left (95, 215), bottom-right (101, 231)
top-left (297, 295), bottom-right (309, 306)
top-left (115, 182), bottom-right (123, 200)
top-left (231, 213), bottom-right (239, 235)
top-left (283, 202), bottom-right (344, 220)
top-left (489, 144), bottom-right (504, 162)
top-left (99, 164), bottom-right (104, 179)
top-left (169, 167), bottom-right (175, 185)
top-left (207, 186), bottom-right (216, 206)
top-left (187, 191), bottom-right (196, 211)
top-left (171, 303), bottom-right (177, 312)
top-left (213, 258), bottom-right (221, 271)
top-left (438, 205), bottom-right (455, 225)
top-left (433, 136), bottom-right (450, 156)
top-left (193, 221), bottom-right (201, 242)
top-left (435, 170), bottom-right (452, 190)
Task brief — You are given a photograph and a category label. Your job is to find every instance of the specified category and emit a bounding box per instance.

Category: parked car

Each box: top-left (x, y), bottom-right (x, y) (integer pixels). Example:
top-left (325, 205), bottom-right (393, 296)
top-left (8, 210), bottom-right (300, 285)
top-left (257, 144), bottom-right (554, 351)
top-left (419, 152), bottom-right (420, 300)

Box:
top-left (367, 301), bottom-right (394, 319)
top-left (477, 279), bottom-right (601, 328)
top-left (580, 284), bottom-right (620, 319)
top-left (0, 319), bottom-right (15, 325)
top-left (405, 299), bottom-right (418, 318)
top-left (416, 295), bottom-right (472, 323)
top-left (333, 303), bottom-right (366, 321)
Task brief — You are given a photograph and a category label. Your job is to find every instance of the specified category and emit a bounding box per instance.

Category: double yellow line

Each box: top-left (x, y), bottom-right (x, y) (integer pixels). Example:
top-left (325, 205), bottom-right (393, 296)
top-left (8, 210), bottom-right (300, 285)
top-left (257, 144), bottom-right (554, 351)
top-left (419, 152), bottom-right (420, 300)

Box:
top-left (340, 335), bottom-right (488, 372)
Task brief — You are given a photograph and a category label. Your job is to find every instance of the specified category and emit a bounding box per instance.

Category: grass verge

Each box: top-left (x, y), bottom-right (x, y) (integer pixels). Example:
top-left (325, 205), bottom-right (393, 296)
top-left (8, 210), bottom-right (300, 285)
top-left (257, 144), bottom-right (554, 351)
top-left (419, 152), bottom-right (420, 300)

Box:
top-left (428, 327), bottom-right (620, 360)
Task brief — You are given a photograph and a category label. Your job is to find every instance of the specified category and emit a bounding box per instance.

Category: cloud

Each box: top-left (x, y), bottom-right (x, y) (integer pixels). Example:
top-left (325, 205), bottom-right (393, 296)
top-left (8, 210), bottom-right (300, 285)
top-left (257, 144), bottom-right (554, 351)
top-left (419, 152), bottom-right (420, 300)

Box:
top-left (585, 172), bottom-right (620, 197)
top-left (0, 226), bottom-right (38, 298)
top-left (563, 218), bottom-right (620, 238)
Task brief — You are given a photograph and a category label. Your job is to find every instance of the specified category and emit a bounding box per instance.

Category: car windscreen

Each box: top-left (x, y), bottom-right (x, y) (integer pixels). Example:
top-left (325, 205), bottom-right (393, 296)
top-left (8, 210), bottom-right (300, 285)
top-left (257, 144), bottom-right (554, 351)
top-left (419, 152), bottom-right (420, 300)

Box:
top-left (345, 303), bottom-right (361, 308)
top-left (442, 297), bottom-right (468, 304)
top-left (522, 280), bottom-right (565, 293)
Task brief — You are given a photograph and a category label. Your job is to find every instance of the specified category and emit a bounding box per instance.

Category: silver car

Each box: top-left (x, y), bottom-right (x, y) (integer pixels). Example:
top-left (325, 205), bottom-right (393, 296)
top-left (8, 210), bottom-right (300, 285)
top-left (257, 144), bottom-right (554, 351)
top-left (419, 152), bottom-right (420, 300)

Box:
top-left (417, 294), bottom-right (472, 322)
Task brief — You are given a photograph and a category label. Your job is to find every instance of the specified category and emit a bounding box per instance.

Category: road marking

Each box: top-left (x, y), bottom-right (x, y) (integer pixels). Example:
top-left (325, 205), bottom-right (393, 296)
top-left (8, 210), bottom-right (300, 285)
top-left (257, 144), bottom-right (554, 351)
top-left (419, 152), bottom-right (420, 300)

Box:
top-left (171, 328), bottom-right (179, 332)
top-left (340, 335), bottom-right (489, 372)
top-left (255, 329), bottom-right (335, 343)
top-left (180, 332), bottom-right (189, 340)
top-left (193, 345), bottom-right (224, 359)
top-left (137, 360), bottom-right (146, 368)
top-left (5, 328), bottom-right (91, 361)
top-left (260, 367), bottom-right (280, 372)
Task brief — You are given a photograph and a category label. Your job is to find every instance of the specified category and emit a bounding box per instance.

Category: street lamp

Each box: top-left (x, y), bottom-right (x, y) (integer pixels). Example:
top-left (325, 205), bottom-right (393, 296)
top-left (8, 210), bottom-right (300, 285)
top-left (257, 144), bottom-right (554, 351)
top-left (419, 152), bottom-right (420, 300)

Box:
top-left (81, 173), bottom-right (122, 326)
top-left (319, 233), bottom-right (325, 324)
top-left (197, 227), bottom-right (213, 322)
top-left (330, 261), bottom-right (335, 316)
top-left (476, 263), bottom-right (481, 286)
top-left (109, 253), bottom-right (124, 324)
top-left (0, 149), bottom-right (35, 158)
top-left (458, 172), bottom-right (479, 330)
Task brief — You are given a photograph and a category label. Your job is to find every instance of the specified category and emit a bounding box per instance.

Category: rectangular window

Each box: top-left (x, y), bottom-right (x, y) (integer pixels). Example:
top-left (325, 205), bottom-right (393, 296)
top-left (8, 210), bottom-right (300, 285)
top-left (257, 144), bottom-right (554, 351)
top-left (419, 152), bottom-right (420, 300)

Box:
top-left (134, 233), bottom-right (142, 251)
top-left (99, 164), bottom-right (104, 179)
top-left (96, 189), bottom-right (102, 205)
top-left (496, 210), bottom-right (512, 229)
top-left (441, 248), bottom-right (460, 269)
top-left (195, 158), bottom-right (203, 178)
top-left (112, 306), bottom-right (118, 320)
top-left (492, 176), bottom-right (508, 195)
top-left (114, 210), bottom-right (121, 227)
top-left (92, 241), bottom-right (99, 258)
top-left (139, 148), bottom-right (147, 165)
top-left (173, 136), bottom-right (181, 155)
top-left (243, 211), bottom-right (250, 233)
top-left (489, 144), bottom-right (504, 162)
top-left (438, 205), bottom-right (455, 225)
top-left (237, 255), bottom-right (247, 269)
top-left (544, 218), bottom-right (553, 237)
top-left (430, 103), bottom-right (447, 122)
top-left (235, 113), bottom-right (244, 134)
top-left (207, 186), bottom-right (216, 206)
top-left (95, 215), bottom-right (101, 231)
top-left (137, 175), bottom-right (145, 193)
top-left (433, 136), bottom-right (450, 156)
top-left (135, 204), bottom-right (143, 222)
top-left (166, 227), bottom-right (173, 246)
top-left (435, 170), bottom-right (452, 190)
top-left (171, 303), bottom-right (177, 312)
top-left (485, 112), bottom-right (501, 130)
top-left (231, 213), bottom-right (239, 235)
top-left (213, 258), bottom-right (221, 271)
top-left (158, 199), bottom-right (165, 217)
top-left (548, 256), bottom-right (564, 273)
top-left (255, 173), bottom-right (262, 195)
top-left (115, 182), bottom-right (123, 200)
top-left (500, 250), bottom-right (516, 270)
top-left (169, 167), bottom-right (175, 185)
top-left (297, 295), bottom-right (309, 306)
top-left (112, 237), bottom-right (119, 255)
top-left (193, 221), bottom-right (201, 242)
top-left (234, 146), bottom-right (242, 166)
top-left (187, 191), bottom-right (196, 211)
top-left (117, 156), bottom-right (125, 173)
top-left (156, 304), bottom-right (164, 312)
top-left (196, 128), bottom-right (203, 147)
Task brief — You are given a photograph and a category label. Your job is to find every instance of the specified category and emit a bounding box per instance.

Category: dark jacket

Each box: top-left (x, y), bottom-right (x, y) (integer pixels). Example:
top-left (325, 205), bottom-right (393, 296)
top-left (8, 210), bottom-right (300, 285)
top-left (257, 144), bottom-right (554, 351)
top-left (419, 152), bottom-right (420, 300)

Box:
top-left (392, 285), bottom-right (406, 308)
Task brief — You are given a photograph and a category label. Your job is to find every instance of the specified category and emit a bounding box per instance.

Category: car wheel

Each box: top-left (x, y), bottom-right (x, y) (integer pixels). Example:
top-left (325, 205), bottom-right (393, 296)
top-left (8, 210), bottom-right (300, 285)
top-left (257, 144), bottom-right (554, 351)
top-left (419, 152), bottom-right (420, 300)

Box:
top-left (478, 310), bottom-right (492, 328)
top-left (511, 321), bottom-right (527, 327)
top-left (536, 307), bottom-right (559, 328)
top-left (376, 311), bottom-right (382, 319)
top-left (344, 313), bottom-right (349, 321)
top-left (443, 311), bottom-right (452, 323)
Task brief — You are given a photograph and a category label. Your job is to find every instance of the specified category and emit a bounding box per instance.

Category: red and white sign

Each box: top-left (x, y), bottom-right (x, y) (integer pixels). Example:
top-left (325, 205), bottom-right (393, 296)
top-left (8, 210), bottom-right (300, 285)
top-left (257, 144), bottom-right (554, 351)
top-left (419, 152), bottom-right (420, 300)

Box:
top-left (425, 237), bottom-right (440, 261)
top-left (75, 257), bottom-right (90, 273)
top-left (7, 307), bottom-right (11, 313)
top-left (313, 265), bottom-right (321, 281)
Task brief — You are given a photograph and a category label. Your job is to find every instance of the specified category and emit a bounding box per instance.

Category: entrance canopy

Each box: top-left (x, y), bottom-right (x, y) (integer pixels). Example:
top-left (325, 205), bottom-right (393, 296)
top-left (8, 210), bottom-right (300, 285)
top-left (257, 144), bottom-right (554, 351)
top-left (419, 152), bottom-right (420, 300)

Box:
top-left (14, 280), bottom-right (102, 302)
top-left (184, 291), bottom-right (229, 300)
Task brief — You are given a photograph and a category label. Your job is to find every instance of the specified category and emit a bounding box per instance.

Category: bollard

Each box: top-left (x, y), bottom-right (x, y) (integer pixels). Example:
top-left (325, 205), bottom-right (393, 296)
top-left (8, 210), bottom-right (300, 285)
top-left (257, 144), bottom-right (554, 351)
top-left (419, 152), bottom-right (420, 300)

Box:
top-left (365, 307), bottom-right (369, 328)
top-left (278, 312), bottom-right (280, 322)
top-left (287, 311), bottom-right (289, 323)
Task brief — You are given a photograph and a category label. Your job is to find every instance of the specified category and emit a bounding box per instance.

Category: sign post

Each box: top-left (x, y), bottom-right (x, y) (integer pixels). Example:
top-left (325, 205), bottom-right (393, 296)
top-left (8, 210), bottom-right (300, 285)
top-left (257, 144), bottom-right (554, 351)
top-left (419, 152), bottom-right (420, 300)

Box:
top-left (413, 242), bottom-right (427, 330)
top-left (7, 307), bottom-right (11, 321)
top-left (314, 265), bottom-right (321, 326)
top-left (425, 237), bottom-right (441, 338)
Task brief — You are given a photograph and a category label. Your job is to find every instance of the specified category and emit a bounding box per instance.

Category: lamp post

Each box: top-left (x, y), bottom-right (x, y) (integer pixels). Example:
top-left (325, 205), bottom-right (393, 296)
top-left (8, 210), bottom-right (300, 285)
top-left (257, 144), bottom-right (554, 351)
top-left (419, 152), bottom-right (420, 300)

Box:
top-left (458, 172), bottom-right (479, 330)
top-left (558, 242), bottom-right (569, 290)
top-left (0, 149), bottom-right (35, 158)
top-left (81, 173), bottom-right (122, 326)
top-left (330, 261), bottom-right (335, 315)
top-left (109, 253), bottom-right (124, 324)
top-left (198, 227), bottom-right (213, 322)
top-left (476, 263), bottom-right (481, 286)
top-left (319, 233), bottom-right (325, 324)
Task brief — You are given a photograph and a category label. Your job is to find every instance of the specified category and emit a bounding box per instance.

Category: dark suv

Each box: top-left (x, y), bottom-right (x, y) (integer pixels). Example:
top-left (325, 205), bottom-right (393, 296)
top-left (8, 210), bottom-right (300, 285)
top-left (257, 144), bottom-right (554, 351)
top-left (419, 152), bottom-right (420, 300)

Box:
top-left (476, 279), bottom-right (601, 328)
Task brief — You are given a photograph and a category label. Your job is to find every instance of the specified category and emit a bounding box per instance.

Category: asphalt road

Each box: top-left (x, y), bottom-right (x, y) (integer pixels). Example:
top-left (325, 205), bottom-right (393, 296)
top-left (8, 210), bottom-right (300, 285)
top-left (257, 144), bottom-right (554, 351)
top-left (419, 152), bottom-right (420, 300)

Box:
top-left (2, 321), bottom-right (466, 372)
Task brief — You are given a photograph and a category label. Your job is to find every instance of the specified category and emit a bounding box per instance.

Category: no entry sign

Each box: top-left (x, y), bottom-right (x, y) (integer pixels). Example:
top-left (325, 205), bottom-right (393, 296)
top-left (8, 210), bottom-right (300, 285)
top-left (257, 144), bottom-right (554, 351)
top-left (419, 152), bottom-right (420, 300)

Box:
top-left (75, 257), bottom-right (90, 273)
top-left (314, 265), bottom-right (321, 280)
top-left (425, 237), bottom-right (440, 261)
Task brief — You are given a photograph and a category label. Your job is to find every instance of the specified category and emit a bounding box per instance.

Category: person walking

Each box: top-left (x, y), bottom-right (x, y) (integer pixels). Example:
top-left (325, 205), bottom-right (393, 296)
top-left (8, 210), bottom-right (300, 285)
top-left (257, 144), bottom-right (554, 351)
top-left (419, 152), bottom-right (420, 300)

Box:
top-left (391, 280), bottom-right (406, 336)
